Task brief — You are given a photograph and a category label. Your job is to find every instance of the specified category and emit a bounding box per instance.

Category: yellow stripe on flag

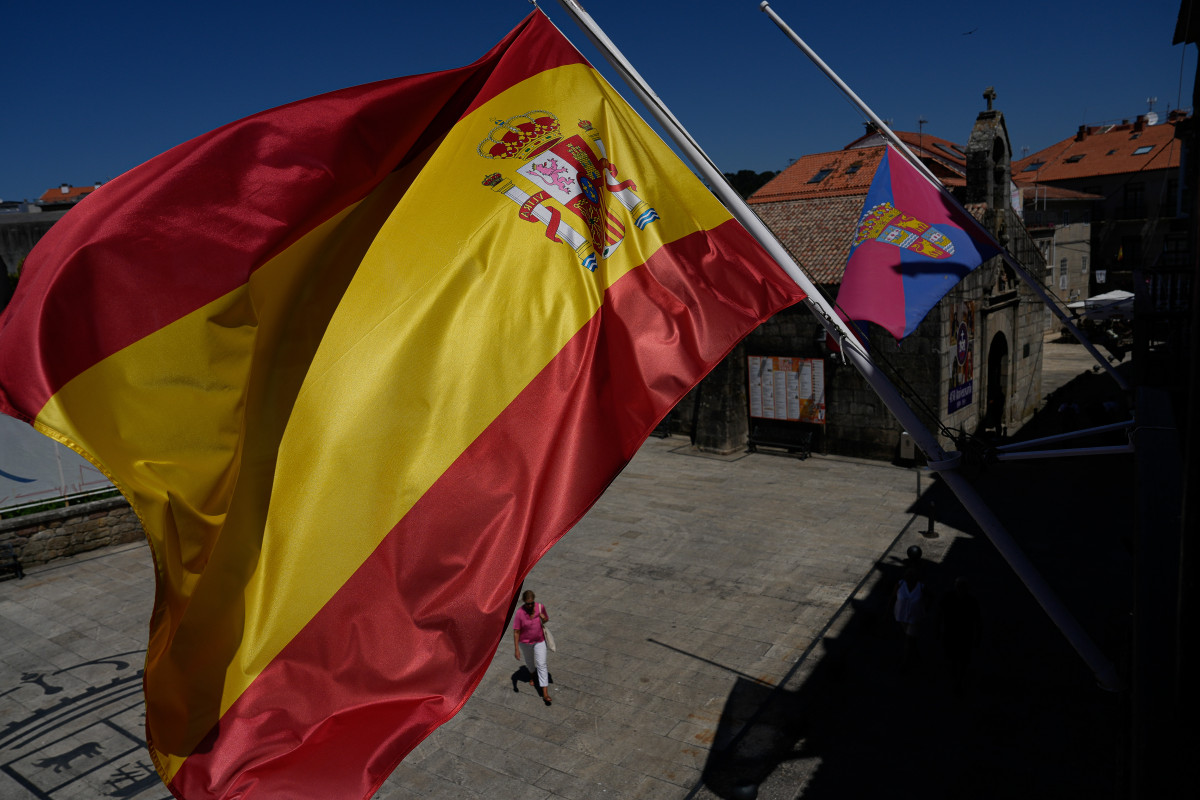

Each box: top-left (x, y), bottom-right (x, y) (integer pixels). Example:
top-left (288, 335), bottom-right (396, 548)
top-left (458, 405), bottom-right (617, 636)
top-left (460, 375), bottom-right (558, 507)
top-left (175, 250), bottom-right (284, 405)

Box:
top-left (244, 60), bottom-right (732, 701)
top-left (39, 59), bottom-right (732, 778)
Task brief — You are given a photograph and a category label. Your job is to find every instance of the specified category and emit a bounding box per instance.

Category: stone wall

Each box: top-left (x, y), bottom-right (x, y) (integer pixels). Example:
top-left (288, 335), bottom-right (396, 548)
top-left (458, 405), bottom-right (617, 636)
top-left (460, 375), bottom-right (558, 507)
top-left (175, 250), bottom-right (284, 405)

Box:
top-left (1006, 221), bottom-right (1047, 424)
top-left (678, 241), bottom-right (1046, 462)
top-left (689, 342), bottom-right (752, 454)
top-left (0, 210), bottom-right (68, 312)
top-left (0, 211), bottom-right (66, 276)
top-left (0, 496), bottom-right (143, 569)
top-left (822, 302), bottom-right (946, 460)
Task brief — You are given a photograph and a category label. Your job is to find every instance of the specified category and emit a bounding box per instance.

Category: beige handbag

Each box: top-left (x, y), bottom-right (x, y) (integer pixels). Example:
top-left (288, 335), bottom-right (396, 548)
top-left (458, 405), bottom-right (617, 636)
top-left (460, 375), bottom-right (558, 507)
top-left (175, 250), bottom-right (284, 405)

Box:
top-left (541, 607), bottom-right (556, 652)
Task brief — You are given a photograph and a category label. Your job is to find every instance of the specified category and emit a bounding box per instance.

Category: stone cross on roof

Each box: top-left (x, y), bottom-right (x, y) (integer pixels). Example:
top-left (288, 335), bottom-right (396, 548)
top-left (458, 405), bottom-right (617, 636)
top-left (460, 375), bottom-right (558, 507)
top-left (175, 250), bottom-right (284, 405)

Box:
top-left (984, 86), bottom-right (997, 111)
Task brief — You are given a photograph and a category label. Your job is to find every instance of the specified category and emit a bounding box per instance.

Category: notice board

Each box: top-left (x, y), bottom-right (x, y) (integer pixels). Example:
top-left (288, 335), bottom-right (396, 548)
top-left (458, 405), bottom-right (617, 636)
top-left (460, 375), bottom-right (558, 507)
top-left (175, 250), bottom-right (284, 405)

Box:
top-left (747, 356), bottom-right (826, 424)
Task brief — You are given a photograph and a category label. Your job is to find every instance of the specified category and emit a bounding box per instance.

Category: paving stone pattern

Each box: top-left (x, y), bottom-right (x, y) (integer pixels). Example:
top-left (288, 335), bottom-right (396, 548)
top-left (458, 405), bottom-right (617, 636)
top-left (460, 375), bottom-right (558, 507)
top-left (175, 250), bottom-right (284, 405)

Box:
top-left (0, 343), bottom-right (1125, 800)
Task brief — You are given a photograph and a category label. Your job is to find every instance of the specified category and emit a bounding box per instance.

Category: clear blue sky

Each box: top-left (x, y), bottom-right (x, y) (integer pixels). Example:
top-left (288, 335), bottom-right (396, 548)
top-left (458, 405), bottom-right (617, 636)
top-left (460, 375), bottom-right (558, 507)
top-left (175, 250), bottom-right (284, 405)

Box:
top-left (1, 0), bottom-right (1193, 202)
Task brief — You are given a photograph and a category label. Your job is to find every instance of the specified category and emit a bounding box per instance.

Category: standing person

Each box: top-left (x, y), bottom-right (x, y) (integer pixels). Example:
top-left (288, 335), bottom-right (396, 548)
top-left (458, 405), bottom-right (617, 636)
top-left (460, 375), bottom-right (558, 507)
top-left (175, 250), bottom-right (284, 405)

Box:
top-left (891, 566), bottom-right (926, 669)
top-left (513, 590), bottom-right (552, 706)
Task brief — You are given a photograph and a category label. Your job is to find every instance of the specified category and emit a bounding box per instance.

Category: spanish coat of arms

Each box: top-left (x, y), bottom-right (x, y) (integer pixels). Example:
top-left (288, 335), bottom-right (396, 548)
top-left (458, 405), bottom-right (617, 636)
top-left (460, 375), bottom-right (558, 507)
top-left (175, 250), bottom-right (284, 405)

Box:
top-left (481, 110), bottom-right (660, 272)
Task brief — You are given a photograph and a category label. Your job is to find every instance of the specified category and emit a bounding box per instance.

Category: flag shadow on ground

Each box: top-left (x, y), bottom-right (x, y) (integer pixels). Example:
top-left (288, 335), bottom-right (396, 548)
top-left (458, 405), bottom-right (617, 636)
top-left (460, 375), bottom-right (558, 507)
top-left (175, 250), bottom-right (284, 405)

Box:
top-left (696, 533), bottom-right (1125, 799)
top-left (696, 388), bottom-right (1133, 799)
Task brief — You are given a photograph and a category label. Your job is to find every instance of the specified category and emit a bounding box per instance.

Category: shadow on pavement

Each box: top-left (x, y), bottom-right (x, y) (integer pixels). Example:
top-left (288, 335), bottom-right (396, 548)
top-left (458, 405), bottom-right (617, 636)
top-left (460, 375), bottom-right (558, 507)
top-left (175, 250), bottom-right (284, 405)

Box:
top-left (697, 366), bottom-right (1134, 800)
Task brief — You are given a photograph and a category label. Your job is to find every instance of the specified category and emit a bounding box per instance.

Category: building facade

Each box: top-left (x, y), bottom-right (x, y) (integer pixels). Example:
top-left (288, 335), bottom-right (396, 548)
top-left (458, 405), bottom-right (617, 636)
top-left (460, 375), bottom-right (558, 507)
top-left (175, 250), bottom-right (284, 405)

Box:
top-left (1014, 112), bottom-right (1191, 300)
top-left (675, 95), bottom-right (1047, 461)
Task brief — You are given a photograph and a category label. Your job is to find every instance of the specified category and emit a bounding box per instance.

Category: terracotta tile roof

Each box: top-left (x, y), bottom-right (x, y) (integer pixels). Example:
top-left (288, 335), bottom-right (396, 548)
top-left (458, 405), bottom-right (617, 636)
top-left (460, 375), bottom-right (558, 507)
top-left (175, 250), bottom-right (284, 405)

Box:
top-left (748, 130), bottom-right (966, 204)
top-left (749, 147), bottom-right (883, 203)
top-left (752, 189), bottom-right (991, 288)
top-left (1012, 113), bottom-right (1187, 184)
top-left (1020, 184), bottom-right (1104, 202)
top-left (38, 184), bottom-right (98, 204)
top-left (748, 130), bottom-right (981, 286)
top-left (847, 129), bottom-right (969, 177)
top-left (751, 194), bottom-right (865, 284)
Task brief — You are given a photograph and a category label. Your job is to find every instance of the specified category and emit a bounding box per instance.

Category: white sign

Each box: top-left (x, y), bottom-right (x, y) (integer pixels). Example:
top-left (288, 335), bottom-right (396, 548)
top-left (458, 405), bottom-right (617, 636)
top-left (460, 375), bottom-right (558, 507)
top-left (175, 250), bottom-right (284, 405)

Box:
top-left (0, 415), bottom-right (111, 510)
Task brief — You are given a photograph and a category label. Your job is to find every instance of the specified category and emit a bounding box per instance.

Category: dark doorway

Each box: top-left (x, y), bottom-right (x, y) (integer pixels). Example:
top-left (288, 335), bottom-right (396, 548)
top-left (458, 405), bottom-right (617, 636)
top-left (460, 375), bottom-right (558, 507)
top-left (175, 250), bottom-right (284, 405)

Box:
top-left (985, 332), bottom-right (1009, 434)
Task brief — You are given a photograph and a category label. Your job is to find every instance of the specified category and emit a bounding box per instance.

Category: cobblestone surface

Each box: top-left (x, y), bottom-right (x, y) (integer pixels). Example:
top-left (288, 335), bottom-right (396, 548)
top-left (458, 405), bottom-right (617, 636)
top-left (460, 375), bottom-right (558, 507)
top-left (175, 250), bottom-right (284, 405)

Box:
top-left (0, 343), bottom-right (1127, 800)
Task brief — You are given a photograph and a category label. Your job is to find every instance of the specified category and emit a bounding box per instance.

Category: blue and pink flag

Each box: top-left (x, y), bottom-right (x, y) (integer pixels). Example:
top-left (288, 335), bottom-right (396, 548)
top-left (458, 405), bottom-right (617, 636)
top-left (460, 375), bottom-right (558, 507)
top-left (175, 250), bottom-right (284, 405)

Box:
top-left (836, 145), bottom-right (998, 340)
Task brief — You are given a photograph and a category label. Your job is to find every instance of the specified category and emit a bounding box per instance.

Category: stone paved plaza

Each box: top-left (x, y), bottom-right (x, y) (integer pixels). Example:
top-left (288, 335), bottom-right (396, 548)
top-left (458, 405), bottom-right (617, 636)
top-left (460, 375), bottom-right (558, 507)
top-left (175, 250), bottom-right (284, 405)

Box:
top-left (0, 343), bottom-right (1129, 800)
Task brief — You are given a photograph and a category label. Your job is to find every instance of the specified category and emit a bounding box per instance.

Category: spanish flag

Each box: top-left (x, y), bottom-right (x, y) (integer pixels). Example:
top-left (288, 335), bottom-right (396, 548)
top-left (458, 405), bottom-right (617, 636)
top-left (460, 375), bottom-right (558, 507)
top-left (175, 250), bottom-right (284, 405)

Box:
top-left (0, 11), bottom-right (803, 799)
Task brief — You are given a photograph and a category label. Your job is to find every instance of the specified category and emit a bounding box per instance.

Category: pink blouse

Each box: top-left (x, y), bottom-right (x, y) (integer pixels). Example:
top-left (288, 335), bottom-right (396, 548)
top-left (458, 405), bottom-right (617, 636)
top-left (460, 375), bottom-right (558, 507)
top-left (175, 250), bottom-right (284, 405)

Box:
top-left (513, 603), bottom-right (546, 644)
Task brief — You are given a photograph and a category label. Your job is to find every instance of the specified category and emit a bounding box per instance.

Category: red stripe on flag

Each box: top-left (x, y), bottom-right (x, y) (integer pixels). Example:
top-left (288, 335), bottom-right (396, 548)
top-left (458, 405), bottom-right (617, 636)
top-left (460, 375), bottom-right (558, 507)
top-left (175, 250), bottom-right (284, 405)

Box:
top-left (0, 12), bottom-right (584, 422)
top-left (166, 221), bottom-right (802, 800)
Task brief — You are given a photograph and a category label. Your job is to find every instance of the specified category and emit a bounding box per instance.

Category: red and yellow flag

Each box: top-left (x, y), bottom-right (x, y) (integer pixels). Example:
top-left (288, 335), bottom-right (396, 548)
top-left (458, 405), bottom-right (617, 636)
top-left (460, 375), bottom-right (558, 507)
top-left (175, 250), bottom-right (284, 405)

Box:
top-left (0, 11), bottom-right (804, 799)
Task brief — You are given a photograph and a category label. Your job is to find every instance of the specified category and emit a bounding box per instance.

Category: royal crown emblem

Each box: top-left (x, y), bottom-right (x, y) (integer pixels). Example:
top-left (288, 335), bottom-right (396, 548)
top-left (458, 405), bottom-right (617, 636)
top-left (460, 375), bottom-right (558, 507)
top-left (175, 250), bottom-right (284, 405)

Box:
top-left (854, 202), bottom-right (956, 259)
top-left (480, 111), bottom-right (659, 272)
top-left (478, 111), bottom-right (563, 161)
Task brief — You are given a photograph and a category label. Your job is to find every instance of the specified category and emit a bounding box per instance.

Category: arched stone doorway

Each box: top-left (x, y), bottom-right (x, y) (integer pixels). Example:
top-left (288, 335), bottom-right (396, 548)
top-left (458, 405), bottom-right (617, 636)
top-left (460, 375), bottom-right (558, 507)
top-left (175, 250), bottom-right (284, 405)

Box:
top-left (984, 332), bottom-right (1009, 434)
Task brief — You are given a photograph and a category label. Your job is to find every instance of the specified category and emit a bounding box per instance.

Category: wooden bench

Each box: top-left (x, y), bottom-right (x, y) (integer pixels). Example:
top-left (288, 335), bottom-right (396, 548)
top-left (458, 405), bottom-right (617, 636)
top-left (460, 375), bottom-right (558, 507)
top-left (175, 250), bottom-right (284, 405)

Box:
top-left (747, 424), bottom-right (813, 460)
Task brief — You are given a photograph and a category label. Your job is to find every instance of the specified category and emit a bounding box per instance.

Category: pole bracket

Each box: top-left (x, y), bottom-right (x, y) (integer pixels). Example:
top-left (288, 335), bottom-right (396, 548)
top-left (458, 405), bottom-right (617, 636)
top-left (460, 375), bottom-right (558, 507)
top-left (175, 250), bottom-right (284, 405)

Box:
top-left (926, 451), bottom-right (963, 472)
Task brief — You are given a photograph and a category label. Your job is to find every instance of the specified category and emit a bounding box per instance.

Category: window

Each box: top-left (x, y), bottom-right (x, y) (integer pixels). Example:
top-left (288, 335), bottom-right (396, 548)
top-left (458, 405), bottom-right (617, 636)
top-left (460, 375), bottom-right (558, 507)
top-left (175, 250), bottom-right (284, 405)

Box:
top-left (1162, 235), bottom-right (1188, 268)
top-left (1061, 210), bottom-right (1070, 224)
top-left (1124, 182), bottom-right (1145, 211)
top-left (1081, 256), bottom-right (1089, 274)
top-left (845, 162), bottom-right (863, 175)
top-left (808, 168), bottom-right (834, 183)
top-left (1022, 161), bottom-right (1045, 172)
top-left (1167, 178), bottom-right (1180, 216)
top-left (1064, 154), bottom-right (1085, 163)
top-left (1106, 149), bottom-right (1117, 155)
top-left (1133, 145), bottom-right (1154, 155)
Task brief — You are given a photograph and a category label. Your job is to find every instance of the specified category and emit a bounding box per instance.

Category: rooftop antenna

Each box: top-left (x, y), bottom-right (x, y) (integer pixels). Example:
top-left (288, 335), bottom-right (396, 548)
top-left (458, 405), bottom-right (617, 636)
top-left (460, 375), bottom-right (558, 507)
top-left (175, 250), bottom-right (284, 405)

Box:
top-left (917, 115), bottom-right (927, 151)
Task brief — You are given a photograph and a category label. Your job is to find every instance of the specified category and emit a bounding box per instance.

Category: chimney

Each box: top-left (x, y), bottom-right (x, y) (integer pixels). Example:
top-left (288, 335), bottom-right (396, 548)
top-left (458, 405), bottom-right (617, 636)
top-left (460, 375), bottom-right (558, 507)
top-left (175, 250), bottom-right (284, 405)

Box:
top-left (60, 183), bottom-right (70, 194)
top-left (1075, 125), bottom-right (1089, 142)
top-left (1133, 115), bottom-right (1146, 132)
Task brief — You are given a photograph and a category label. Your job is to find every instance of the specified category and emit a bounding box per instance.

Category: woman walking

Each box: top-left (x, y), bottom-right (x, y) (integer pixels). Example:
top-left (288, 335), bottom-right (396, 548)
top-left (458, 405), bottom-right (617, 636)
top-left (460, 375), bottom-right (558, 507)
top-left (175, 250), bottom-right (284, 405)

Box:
top-left (892, 566), bottom-right (927, 669)
top-left (513, 590), bottom-right (552, 705)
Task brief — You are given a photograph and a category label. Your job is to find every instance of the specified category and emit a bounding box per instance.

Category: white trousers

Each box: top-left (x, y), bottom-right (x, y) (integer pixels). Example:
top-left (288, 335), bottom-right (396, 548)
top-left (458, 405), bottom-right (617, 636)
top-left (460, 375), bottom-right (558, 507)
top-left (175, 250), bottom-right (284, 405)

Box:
top-left (519, 640), bottom-right (548, 689)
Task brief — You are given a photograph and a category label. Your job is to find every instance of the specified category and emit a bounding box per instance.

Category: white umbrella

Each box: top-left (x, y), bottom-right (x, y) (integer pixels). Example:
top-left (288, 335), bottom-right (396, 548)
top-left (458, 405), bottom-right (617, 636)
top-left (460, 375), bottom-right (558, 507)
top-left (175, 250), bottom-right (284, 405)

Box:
top-left (1067, 290), bottom-right (1133, 320)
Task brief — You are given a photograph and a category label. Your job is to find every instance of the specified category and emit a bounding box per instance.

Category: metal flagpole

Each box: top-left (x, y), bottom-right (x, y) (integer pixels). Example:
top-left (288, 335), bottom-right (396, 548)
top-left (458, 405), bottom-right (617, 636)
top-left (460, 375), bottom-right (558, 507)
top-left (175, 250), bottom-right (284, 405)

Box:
top-left (991, 419), bottom-right (1136, 460)
top-left (549, 0), bottom-right (1121, 690)
top-left (758, 1), bottom-right (1129, 393)
top-left (996, 444), bottom-right (1134, 461)
top-left (994, 419), bottom-right (1137, 452)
